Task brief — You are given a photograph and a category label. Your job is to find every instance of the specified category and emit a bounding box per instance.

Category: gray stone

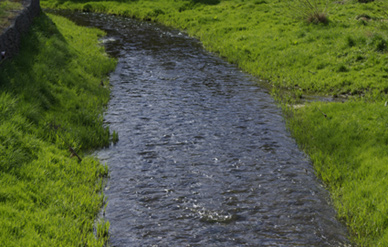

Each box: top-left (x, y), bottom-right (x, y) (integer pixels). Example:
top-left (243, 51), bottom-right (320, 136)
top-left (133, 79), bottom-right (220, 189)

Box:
top-left (0, 0), bottom-right (41, 65)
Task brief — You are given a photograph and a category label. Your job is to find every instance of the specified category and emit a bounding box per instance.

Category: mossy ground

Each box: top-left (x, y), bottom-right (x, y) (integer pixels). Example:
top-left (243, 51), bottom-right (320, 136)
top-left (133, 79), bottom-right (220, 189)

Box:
top-left (0, 12), bottom-right (116, 246)
top-left (15, 0), bottom-right (388, 245)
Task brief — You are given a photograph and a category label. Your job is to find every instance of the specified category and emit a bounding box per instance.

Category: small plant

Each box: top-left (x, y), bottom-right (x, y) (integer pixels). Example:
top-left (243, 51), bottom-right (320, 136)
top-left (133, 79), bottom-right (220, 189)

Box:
top-left (111, 130), bottom-right (119, 144)
top-left (288, 0), bottom-right (330, 24)
top-left (96, 219), bottom-right (110, 242)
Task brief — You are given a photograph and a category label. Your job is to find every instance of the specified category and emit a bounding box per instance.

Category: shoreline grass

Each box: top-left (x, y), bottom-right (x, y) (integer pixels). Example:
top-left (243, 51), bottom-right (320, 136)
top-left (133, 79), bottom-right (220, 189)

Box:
top-left (286, 99), bottom-right (388, 246)
top-left (27, 0), bottom-right (388, 245)
top-left (41, 0), bottom-right (388, 96)
top-left (0, 12), bottom-right (116, 245)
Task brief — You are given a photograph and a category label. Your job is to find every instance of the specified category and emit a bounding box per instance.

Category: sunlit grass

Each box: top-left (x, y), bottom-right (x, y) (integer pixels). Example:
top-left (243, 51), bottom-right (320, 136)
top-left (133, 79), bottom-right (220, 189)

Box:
top-left (41, 0), bottom-right (388, 96)
top-left (0, 12), bottom-right (116, 245)
top-left (287, 99), bottom-right (388, 246)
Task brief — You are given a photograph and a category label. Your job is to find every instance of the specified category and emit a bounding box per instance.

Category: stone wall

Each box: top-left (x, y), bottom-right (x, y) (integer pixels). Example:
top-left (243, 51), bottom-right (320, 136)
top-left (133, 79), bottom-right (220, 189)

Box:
top-left (0, 0), bottom-right (41, 64)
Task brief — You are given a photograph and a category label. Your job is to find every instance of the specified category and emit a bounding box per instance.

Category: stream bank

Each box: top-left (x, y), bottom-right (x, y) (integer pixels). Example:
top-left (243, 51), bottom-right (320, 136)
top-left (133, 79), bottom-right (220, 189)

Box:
top-left (0, 12), bottom-right (115, 246)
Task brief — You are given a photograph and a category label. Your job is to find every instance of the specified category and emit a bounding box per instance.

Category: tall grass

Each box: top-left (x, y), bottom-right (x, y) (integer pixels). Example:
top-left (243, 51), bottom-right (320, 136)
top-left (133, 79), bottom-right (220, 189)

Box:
top-left (287, 0), bottom-right (330, 24)
top-left (0, 12), bottom-right (116, 246)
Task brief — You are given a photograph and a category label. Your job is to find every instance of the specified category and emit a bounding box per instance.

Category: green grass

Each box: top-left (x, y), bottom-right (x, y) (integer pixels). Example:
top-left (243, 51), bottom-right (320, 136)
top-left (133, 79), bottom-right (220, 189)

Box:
top-left (287, 99), bottom-right (388, 246)
top-left (27, 0), bottom-right (388, 245)
top-left (0, 12), bottom-right (116, 246)
top-left (41, 0), bottom-right (388, 96)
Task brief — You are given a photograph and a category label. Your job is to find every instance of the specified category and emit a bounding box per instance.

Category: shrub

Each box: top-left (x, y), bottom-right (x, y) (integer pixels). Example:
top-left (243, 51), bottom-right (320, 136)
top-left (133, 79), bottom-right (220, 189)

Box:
top-left (288, 0), bottom-right (330, 24)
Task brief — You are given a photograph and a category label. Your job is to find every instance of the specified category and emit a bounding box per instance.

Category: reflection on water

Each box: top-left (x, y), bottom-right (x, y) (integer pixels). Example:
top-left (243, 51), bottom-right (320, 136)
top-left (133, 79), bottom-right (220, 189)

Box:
top-left (54, 11), bottom-right (351, 246)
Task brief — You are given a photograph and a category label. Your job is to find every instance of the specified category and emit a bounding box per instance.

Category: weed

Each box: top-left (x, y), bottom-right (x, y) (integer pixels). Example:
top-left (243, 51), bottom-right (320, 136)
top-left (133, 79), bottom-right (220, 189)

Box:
top-left (111, 130), bottom-right (119, 144)
top-left (96, 219), bottom-right (110, 241)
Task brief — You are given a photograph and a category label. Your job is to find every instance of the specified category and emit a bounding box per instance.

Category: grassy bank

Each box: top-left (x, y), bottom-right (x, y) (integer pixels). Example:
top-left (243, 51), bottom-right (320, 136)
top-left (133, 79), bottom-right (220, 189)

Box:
top-left (40, 0), bottom-right (388, 246)
top-left (41, 0), bottom-right (388, 95)
top-left (0, 12), bottom-right (116, 246)
top-left (287, 100), bottom-right (388, 246)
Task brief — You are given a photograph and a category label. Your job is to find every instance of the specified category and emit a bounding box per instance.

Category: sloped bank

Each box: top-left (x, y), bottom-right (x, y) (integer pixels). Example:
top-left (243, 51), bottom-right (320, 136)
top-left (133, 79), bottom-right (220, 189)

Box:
top-left (0, 0), bottom-right (41, 64)
top-left (0, 11), bottom-right (116, 246)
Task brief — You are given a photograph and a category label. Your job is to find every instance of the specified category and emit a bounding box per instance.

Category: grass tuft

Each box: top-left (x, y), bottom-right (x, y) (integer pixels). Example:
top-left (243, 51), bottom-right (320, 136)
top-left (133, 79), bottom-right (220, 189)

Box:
top-left (288, 0), bottom-right (330, 24)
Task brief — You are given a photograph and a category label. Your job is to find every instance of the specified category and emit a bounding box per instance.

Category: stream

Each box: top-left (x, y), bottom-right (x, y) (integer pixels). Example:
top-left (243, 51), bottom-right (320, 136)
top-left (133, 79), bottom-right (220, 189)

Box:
top-left (53, 11), bottom-right (350, 246)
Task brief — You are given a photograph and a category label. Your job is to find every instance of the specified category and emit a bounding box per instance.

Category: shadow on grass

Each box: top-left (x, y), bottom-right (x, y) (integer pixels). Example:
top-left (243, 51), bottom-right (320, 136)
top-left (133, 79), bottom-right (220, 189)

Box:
top-left (50, 0), bottom-right (220, 6)
top-left (192, 0), bottom-right (220, 5)
top-left (0, 12), bottom-right (69, 110)
top-left (0, 12), bottom-right (70, 173)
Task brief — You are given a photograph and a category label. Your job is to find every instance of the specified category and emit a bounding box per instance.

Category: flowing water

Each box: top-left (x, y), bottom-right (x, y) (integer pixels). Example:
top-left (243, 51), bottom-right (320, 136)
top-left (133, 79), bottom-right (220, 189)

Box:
top-left (54, 11), bottom-right (350, 246)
